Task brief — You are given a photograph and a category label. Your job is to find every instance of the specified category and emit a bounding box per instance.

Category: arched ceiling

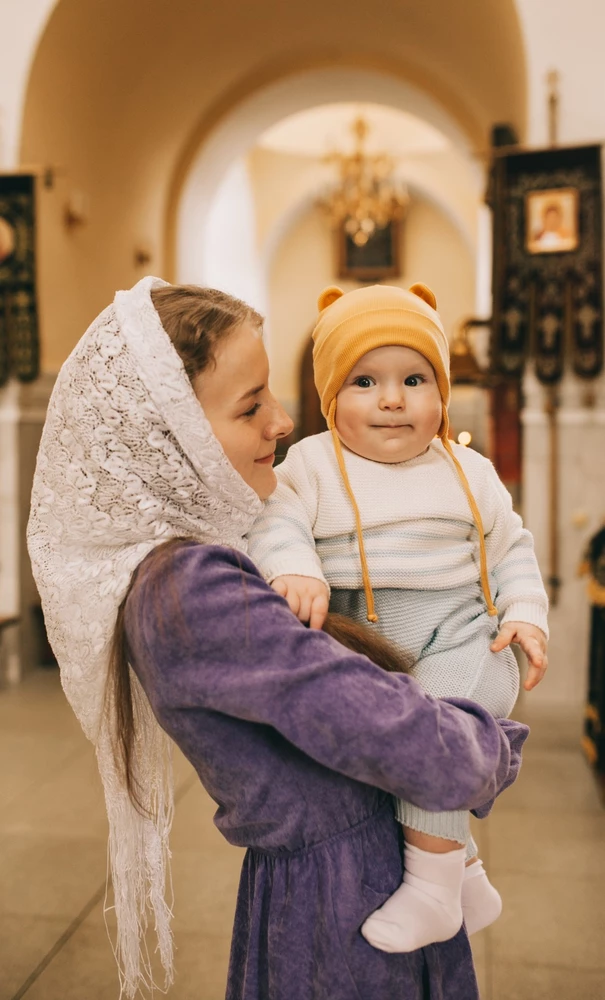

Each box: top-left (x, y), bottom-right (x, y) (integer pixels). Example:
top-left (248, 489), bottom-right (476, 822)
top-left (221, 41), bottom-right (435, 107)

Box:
top-left (22, 0), bottom-right (527, 182)
top-left (258, 103), bottom-right (450, 157)
top-left (20, 0), bottom-right (526, 368)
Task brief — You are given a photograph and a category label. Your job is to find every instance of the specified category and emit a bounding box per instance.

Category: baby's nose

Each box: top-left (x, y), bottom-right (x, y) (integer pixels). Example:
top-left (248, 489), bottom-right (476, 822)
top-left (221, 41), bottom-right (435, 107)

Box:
top-left (380, 392), bottom-right (405, 409)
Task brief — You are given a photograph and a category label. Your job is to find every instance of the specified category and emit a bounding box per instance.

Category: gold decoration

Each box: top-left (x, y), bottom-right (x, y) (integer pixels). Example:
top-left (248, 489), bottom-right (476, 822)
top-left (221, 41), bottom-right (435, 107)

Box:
top-left (320, 116), bottom-right (408, 247)
top-left (450, 320), bottom-right (486, 386)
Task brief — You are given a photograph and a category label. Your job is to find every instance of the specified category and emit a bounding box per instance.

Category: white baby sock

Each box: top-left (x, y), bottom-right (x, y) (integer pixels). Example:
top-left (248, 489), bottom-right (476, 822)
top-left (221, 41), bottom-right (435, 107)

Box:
top-left (361, 842), bottom-right (465, 953)
top-left (461, 859), bottom-right (502, 935)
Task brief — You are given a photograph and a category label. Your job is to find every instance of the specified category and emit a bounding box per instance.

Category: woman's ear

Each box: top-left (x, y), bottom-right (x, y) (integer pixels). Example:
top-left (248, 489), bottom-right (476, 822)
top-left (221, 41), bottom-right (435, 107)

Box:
top-left (409, 282), bottom-right (437, 310)
top-left (317, 286), bottom-right (344, 312)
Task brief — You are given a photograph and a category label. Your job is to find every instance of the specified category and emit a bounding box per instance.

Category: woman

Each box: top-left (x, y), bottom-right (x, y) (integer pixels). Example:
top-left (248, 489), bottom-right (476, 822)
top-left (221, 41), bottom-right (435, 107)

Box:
top-left (28, 276), bottom-right (527, 1000)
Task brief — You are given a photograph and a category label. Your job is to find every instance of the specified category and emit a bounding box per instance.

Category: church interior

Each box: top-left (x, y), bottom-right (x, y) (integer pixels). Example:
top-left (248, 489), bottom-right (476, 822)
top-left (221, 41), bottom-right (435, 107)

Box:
top-left (1, 0), bottom-right (605, 997)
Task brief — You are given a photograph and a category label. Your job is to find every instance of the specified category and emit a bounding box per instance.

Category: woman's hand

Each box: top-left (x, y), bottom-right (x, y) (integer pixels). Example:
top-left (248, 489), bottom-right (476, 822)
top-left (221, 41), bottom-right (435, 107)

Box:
top-left (271, 575), bottom-right (329, 629)
top-left (490, 621), bottom-right (548, 691)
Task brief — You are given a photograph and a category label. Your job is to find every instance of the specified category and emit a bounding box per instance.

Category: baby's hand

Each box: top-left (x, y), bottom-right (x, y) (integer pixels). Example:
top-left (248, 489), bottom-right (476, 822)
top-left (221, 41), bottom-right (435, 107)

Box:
top-left (272, 575), bottom-right (329, 630)
top-left (490, 621), bottom-right (548, 692)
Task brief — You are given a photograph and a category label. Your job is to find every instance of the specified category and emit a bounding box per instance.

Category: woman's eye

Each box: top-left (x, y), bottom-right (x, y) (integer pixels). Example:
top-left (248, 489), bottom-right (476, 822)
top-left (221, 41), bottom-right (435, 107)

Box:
top-left (404, 375), bottom-right (425, 387)
top-left (242, 402), bottom-right (261, 418)
top-left (353, 376), bottom-right (375, 388)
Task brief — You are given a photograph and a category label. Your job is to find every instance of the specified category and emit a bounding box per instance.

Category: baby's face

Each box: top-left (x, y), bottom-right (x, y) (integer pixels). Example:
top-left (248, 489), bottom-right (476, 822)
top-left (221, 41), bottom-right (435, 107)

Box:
top-left (335, 345), bottom-right (442, 464)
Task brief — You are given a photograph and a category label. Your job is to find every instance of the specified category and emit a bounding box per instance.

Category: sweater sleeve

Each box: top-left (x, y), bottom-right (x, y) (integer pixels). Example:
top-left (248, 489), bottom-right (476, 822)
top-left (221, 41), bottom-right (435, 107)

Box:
top-left (128, 543), bottom-right (528, 815)
top-left (482, 462), bottom-right (549, 637)
top-left (246, 442), bottom-right (328, 586)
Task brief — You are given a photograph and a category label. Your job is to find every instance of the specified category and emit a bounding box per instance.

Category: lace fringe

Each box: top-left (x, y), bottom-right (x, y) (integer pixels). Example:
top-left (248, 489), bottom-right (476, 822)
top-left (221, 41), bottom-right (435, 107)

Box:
top-left (98, 674), bottom-right (175, 997)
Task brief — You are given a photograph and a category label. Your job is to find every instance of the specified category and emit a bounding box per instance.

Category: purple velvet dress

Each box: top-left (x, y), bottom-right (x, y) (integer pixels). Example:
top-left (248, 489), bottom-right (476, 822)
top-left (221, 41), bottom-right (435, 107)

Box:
top-left (124, 543), bottom-right (528, 1000)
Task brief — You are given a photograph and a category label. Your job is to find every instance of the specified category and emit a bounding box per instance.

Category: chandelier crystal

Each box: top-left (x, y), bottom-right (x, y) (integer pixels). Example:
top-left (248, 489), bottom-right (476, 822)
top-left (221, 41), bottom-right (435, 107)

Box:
top-left (320, 116), bottom-right (409, 247)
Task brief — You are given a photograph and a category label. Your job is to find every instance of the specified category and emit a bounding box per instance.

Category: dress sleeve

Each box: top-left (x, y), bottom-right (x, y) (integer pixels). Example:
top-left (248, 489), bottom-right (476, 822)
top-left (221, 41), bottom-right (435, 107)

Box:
top-left (127, 543), bottom-right (528, 815)
top-left (246, 443), bottom-right (328, 586)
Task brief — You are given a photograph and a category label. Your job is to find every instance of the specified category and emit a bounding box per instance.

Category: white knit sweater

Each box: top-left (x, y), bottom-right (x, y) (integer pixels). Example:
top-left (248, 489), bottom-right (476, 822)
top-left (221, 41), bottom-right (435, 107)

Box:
top-left (247, 432), bottom-right (549, 637)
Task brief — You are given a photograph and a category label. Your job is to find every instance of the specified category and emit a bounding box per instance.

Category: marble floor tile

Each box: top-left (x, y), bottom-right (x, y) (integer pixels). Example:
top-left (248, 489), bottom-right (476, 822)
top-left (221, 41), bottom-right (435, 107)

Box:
top-left (0, 733), bottom-right (82, 813)
top-left (495, 747), bottom-right (602, 815)
top-left (0, 746), bottom-right (108, 838)
top-left (489, 808), bottom-right (605, 877)
top-left (513, 704), bottom-right (585, 754)
top-left (0, 831), bottom-right (106, 919)
top-left (16, 914), bottom-right (140, 1000)
top-left (22, 917), bottom-right (233, 1000)
top-left (489, 872), bottom-right (605, 970)
top-left (491, 961), bottom-right (605, 1000)
top-left (0, 913), bottom-right (70, 1000)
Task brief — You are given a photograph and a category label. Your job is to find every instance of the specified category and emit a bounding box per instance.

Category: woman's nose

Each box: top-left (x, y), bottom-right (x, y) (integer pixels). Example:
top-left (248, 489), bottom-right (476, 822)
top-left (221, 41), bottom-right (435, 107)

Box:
top-left (265, 396), bottom-right (294, 439)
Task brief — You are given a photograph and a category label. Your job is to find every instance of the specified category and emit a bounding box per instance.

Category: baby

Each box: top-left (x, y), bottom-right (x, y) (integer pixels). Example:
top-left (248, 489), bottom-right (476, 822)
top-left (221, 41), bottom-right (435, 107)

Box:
top-left (247, 282), bottom-right (548, 953)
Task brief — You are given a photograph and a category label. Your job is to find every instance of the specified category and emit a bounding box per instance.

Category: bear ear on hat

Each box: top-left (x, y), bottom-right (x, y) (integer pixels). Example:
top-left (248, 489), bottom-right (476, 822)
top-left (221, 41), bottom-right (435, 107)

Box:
top-left (409, 282), bottom-right (437, 310)
top-left (317, 286), bottom-right (344, 312)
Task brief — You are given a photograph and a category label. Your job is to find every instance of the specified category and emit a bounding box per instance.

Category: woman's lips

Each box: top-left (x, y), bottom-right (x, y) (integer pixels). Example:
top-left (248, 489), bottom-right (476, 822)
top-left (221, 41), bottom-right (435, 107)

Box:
top-left (255, 452), bottom-right (276, 465)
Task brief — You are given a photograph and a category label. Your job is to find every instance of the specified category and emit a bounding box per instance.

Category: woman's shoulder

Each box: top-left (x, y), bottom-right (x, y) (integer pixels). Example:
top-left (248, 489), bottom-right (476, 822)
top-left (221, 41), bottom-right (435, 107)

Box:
top-left (129, 540), bottom-right (261, 613)
top-left (124, 540), bottom-right (269, 668)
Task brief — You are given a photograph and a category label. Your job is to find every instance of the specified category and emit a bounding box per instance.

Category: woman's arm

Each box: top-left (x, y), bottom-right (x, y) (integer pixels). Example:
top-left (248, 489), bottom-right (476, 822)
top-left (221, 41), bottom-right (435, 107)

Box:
top-left (127, 543), bottom-right (528, 815)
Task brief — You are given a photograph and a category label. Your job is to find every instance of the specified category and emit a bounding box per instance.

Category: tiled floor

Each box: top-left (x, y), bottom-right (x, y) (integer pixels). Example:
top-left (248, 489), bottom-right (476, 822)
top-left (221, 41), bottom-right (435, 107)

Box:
top-left (1, 669), bottom-right (604, 1000)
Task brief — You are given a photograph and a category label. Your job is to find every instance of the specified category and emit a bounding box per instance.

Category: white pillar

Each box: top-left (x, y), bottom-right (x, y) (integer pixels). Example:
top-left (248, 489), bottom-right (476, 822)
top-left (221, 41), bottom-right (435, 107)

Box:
top-left (0, 375), bottom-right (55, 685)
top-left (521, 365), bottom-right (605, 706)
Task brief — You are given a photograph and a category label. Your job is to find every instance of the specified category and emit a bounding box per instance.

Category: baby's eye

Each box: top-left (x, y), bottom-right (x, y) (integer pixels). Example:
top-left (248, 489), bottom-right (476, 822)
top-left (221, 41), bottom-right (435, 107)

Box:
top-left (353, 376), bottom-right (375, 388)
top-left (242, 402), bottom-right (261, 418)
top-left (404, 375), bottom-right (426, 387)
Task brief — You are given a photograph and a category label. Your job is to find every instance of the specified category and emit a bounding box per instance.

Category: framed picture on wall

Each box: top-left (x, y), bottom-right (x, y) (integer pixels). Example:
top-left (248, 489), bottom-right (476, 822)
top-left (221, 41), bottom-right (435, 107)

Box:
top-left (337, 220), bottom-right (401, 281)
top-left (525, 187), bottom-right (579, 254)
top-left (0, 173), bottom-right (39, 385)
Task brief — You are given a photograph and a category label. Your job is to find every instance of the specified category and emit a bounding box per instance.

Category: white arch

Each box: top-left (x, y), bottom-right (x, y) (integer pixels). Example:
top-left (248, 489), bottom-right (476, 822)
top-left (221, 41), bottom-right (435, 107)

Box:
top-left (175, 65), bottom-right (483, 287)
top-left (262, 178), bottom-right (476, 284)
top-left (0, 0), bottom-right (60, 167)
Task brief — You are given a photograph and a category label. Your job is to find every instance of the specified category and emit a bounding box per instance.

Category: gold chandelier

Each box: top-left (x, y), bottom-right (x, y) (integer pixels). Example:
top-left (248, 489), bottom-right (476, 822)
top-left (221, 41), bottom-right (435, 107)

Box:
top-left (320, 116), bottom-right (409, 247)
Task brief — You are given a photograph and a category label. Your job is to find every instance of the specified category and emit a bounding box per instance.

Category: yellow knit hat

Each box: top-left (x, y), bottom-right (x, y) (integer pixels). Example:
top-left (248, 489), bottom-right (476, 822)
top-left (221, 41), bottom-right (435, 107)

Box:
top-left (313, 282), bottom-right (451, 435)
top-left (311, 282), bottom-right (497, 622)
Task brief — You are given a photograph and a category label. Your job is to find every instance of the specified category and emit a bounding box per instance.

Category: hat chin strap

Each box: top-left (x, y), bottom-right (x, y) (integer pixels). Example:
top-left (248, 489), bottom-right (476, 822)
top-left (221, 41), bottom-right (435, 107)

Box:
top-left (327, 399), bottom-right (498, 626)
top-left (328, 398), bottom-right (378, 623)
top-left (438, 406), bottom-right (498, 618)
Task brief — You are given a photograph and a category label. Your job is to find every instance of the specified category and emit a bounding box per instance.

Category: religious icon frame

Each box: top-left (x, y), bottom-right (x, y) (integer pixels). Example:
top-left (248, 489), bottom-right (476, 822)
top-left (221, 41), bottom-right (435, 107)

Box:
top-left (337, 219), bottom-right (401, 281)
top-left (489, 143), bottom-right (603, 384)
top-left (525, 186), bottom-right (580, 255)
top-left (0, 171), bottom-right (40, 385)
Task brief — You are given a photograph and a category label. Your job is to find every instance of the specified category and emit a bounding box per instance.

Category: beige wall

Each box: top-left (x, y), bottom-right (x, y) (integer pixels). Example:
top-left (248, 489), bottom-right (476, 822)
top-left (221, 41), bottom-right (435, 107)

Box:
top-left (269, 196), bottom-right (475, 415)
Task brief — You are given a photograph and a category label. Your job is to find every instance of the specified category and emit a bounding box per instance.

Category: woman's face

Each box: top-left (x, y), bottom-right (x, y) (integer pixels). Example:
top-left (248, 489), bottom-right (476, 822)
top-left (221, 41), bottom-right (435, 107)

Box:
top-left (193, 321), bottom-right (293, 499)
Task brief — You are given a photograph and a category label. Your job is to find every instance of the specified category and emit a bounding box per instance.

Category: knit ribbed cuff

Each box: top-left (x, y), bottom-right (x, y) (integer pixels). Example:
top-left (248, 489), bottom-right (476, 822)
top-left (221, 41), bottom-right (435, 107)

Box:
top-left (394, 801), bottom-right (469, 845)
top-left (501, 601), bottom-right (549, 639)
top-left (265, 561), bottom-right (330, 595)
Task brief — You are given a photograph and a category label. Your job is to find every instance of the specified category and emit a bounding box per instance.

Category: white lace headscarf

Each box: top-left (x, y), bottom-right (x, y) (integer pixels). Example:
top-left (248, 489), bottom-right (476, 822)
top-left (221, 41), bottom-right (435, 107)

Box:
top-left (27, 275), bottom-right (263, 996)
